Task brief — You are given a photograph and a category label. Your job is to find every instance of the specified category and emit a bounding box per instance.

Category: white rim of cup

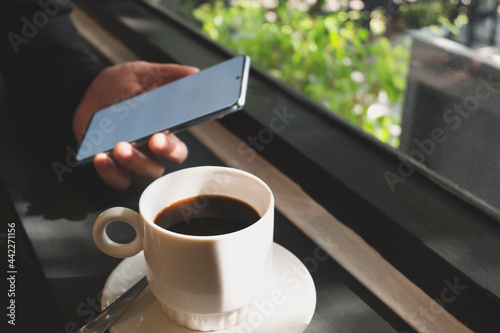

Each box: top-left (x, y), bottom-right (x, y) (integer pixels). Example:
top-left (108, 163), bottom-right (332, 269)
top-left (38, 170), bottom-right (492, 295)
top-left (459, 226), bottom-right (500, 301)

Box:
top-left (138, 166), bottom-right (274, 240)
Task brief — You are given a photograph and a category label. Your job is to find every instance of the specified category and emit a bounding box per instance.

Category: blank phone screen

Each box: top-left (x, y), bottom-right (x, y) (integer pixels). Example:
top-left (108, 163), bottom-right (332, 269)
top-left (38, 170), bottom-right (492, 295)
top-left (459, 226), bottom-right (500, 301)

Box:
top-left (76, 56), bottom-right (249, 163)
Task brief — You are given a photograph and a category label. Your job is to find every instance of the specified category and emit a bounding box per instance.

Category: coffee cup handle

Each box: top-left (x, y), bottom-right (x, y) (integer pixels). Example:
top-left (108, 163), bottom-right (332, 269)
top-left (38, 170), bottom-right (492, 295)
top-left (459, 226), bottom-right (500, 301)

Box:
top-left (93, 207), bottom-right (143, 258)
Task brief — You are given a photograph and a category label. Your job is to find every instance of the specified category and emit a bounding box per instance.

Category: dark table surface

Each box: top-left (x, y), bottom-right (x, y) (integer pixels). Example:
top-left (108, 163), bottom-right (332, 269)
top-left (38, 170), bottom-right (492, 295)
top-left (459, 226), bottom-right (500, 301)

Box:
top-left (0, 104), bottom-right (416, 333)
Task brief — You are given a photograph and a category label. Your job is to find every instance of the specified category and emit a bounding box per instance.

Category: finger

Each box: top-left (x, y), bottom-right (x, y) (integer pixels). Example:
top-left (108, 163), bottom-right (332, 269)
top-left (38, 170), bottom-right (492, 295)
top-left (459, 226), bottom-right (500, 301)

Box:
top-left (137, 63), bottom-right (200, 90)
top-left (112, 142), bottom-right (165, 180)
top-left (93, 153), bottom-right (131, 190)
top-left (149, 132), bottom-right (188, 164)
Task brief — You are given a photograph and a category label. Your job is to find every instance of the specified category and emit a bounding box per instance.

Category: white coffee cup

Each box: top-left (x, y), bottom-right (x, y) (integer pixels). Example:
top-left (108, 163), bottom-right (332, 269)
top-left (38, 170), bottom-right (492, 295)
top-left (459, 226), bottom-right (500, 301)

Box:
top-left (93, 166), bottom-right (274, 331)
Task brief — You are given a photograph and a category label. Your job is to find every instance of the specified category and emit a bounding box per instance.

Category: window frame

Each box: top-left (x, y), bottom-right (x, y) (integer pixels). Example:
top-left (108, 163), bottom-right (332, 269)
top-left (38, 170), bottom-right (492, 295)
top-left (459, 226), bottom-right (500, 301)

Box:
top-left (74, 1), bottom-right (500, 331)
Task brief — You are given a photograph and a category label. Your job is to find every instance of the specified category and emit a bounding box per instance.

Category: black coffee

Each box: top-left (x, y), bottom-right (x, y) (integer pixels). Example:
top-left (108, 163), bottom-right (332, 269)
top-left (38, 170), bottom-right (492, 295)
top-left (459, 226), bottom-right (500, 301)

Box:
top-left (154, 195), bottom-right (260, 236)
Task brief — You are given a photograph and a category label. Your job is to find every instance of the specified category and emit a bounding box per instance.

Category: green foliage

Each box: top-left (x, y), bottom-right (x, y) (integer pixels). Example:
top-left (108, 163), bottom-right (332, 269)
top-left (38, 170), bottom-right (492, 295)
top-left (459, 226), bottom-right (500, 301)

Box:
top-left (193, 0), bottom-right (412, 146)
top-left (397, 0), bottom-right (458, 34)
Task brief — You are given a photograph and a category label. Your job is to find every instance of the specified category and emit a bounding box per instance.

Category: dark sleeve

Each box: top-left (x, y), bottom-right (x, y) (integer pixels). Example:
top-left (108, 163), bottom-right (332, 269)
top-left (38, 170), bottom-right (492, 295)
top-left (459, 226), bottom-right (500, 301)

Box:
top-left (0, 0), bottom-right (106, 154)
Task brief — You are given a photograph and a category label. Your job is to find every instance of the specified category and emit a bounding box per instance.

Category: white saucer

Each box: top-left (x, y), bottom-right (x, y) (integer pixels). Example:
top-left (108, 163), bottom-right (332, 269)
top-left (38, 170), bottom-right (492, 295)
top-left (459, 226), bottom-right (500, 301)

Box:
top-left (101, 243), bottom-right (316, 333)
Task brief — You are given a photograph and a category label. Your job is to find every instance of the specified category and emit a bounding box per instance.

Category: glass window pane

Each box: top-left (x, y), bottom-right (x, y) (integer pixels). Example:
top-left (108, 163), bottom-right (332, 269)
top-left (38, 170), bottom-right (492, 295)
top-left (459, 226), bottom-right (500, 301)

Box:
top-left (143, 0), bottom-right (500, 212)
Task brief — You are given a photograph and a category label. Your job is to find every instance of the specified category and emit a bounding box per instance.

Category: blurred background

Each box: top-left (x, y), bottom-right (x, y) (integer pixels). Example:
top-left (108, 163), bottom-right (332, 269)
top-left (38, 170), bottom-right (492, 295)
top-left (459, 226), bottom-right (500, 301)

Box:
top-left (142, 0), bottom-right (500, 148)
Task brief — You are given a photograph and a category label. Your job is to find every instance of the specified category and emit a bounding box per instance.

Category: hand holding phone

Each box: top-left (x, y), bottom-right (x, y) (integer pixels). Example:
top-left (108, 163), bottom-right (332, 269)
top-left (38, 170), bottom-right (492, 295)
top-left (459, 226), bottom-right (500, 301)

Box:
top-left (76, 56), bottom-right (250, 164)
top-left (72, 56), bottom-right (250, 189)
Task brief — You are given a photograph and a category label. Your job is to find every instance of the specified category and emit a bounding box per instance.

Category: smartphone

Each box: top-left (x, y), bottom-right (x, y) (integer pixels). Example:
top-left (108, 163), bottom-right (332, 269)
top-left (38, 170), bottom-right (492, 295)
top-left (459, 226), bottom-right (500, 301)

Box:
top-left (76, 55), bottom-right (251, 164)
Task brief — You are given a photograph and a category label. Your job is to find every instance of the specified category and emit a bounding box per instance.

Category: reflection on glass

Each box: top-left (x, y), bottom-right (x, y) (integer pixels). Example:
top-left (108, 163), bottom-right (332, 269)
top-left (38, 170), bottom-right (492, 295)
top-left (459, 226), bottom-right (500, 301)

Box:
top-left (399, 33), bottom-right (500, 211)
